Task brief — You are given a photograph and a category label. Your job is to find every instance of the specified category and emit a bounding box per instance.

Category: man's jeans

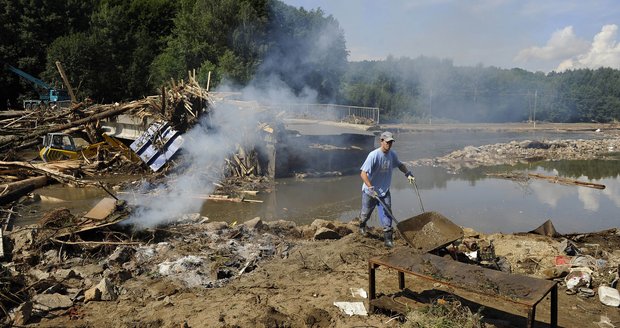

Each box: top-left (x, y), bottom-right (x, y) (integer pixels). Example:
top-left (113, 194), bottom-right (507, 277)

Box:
top-left (360, 190), bottom-right (392, 231)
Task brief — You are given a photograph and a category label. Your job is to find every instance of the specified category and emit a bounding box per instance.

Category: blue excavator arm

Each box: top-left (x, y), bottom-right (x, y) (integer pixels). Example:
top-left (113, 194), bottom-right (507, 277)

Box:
top-left (4, 63), bottom-right (52, 90)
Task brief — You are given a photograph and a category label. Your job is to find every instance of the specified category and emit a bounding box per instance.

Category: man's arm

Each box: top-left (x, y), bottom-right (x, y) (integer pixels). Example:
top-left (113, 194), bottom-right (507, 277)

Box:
top-left (398, 163), bottom-right (409, 175)
top-left (398, 163), bottom-right (415, 184)
top-left (360, 170), bottom-right (372, 188)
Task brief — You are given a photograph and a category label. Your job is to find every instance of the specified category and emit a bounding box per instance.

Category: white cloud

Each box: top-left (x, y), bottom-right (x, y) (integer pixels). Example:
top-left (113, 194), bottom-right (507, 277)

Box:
top-left (515, 26), bottom-right (589, 61)
top-left (577, 186), bottom-right (599, 211)
top-left (557, 24), bottom-right (620, 71)
top-left (532, 182), bottom-right (572, 208)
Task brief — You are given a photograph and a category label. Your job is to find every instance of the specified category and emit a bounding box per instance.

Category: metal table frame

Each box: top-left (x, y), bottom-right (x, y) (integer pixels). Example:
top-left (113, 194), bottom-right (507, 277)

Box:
top-left (368, 250), bottom-right (557, 328)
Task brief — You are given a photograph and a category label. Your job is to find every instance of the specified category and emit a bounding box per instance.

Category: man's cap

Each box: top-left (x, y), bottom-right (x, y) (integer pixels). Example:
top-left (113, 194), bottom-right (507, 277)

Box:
top-left (380, 131), bottom-right (395, 142)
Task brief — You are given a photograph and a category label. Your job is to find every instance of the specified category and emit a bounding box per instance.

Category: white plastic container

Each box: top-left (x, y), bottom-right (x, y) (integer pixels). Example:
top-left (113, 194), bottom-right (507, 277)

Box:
top-left (598, 286), bottom-right (620, 307)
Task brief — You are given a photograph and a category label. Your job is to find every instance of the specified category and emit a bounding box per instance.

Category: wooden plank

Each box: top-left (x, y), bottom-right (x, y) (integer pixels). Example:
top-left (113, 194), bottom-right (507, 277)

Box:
top-left (369, 250), bottom-right (556, 306)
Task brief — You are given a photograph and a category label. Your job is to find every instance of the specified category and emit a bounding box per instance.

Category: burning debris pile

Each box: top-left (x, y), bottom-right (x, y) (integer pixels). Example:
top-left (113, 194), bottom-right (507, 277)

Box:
top-left (0, 73), bottom-right (286, 325)
top-left (0, 202), bottom-right (359, 326)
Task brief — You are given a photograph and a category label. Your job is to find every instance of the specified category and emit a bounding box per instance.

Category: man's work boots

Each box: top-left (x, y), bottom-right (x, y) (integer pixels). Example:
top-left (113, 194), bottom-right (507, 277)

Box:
top-left (384, 230), bottom-right (394, 248)
top-left (359, 224), bottom-right (367, 236)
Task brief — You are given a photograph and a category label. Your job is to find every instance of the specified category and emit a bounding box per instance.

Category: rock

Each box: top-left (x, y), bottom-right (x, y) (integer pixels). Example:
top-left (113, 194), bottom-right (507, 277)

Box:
top-left (244, 217), bottom-right (264, 230)
top-left (85, 278), bottom-right (117, 302)
top-left (462, 227), bottom-right (481, 238)
top-left (42, 249), bottom-right (58, 264)
top-left (266, 220), bottom-right (297, 229)
top-left (179, 213), bottom-right (201, 222)
top-left (52, 269), bottom-right (79, 280)
top-left (84, 286), bottom-right (102, 302)
top-left (97, 277), bottom-right (118, 301)
top-left (28, 268), bottom-right (50, 281)
top-left (311, 219), bottom-right (336, 230)
top-left (9, 228), bottom-right (35, 254)
top-left (313, 227), bottom-right (340, 240)
top-left (205, 221), bottom-right (229, 232)
top-left (73, 263), bottom-right (105, 279)
top-left (108, 246), bottom-right (135, 265)
top-left (333, 225), bottom-right (353, 236)
top-left (12, 302), bottom-right (32, 325)
top-left (300, 226), bottom-right (317, 239)
top-left (542, 266), bottom-right (569, 279)
top-left (33, 293), bottom-right (73, 311)
top-left (104, 268), bottom-right (132, 283)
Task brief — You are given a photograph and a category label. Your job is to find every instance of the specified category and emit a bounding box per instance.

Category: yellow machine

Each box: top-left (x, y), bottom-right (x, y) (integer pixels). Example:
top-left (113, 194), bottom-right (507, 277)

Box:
top-left (39, 132), bottom-right (140, 162)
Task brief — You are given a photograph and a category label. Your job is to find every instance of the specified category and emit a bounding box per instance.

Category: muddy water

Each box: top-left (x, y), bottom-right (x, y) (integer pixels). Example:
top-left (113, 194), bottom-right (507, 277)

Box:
top-left (22, 130), bottom-right (619, 234)
top-left (201, 129), bottom-right (618, 233)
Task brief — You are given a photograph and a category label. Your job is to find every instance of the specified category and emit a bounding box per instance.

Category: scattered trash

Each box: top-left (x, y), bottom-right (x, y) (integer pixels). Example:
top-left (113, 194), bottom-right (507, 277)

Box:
top-left (333, 301), bottom-right (368, 316)
top-left (349, 288), bottom-right (367, 299)
top-left (595, 315), bottom-right (616, 328)
top-left (571, 255), bottom-right (598, 269)
top-left (578, 287), bottom-right (595, 298)
top-left (529, 219), bottom-right (561, 237)
top-left (564, 241), bottom-right (581, 256)
top-left (598, 286), bottom-right (620, 307)
top-left (478, 240), bottom-right (496, 261)
top-left (465, 250), bottom-right (478, 261)
top-left (554, 255), bottom-right (572, 266)
top-left (565, 270), bottom-right (591, 290)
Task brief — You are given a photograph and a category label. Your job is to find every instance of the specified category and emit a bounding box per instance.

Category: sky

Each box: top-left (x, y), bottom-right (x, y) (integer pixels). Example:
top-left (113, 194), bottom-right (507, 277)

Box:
top-left (282, 0), bottom-right (620, 72)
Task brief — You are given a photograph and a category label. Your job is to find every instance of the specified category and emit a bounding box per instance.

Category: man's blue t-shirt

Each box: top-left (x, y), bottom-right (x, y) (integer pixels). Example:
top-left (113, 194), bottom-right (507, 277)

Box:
top-left (360, 148), bottom-right (402, 197)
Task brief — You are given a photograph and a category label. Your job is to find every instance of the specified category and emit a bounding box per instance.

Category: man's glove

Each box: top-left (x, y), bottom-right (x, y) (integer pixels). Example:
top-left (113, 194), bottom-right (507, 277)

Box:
top-left (368, 186), bottom-right (379, 198)
top-left (406, 171), bottom-right (415, 184)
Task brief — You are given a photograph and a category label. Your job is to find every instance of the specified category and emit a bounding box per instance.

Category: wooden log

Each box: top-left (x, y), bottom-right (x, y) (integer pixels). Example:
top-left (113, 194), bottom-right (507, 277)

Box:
top-left (0, 161), bottom-right (98, 187)
top-left (0, 175), bottom-right (48, 195)
top-left (528, 173), bottom-right (606, 189)
top-left (487, 172), bottom-right (606, 189)
top-left (0, 102), bottom-right (142, 151)
top-left (0, 183), bottom-right (35, 205)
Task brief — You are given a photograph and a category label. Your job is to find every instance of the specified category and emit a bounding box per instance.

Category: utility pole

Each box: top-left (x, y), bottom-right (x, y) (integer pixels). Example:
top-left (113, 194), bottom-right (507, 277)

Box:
top-left (533, 89), bottom-right (538, 128)
top-left (429, 89), bottom-right (433, 125)
top-left (55, 61), bottom-right (77, 104)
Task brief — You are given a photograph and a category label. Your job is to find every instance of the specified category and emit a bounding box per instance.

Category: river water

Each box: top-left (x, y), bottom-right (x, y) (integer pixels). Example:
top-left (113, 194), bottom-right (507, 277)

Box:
top-left (28, 129), bottom-right (619, 234)
top-left (200, 129), bottom-right (619, 234)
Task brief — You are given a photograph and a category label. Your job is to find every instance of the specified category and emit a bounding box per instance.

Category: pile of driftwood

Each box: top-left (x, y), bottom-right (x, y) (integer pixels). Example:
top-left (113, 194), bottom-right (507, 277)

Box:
top-left (0, 70), bottom-right (212, 158)
top-left (0, 73), bottom-right (217, 209)
top-left (226, 146), bottom-right (262, 178)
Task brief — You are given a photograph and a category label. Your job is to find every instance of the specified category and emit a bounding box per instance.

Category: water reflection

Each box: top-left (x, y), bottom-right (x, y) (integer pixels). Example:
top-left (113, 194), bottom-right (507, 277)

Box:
top-left (199, 159), bottom-right (620, 234)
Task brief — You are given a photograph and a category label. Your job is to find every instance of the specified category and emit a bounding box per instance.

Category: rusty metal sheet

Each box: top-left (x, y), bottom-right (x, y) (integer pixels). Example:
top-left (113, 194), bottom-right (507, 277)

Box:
top-left (396, 211), bottom-right (463, 253)
top-left (83, 197), bottom-right (117, 221)
top-left (370, 250), bottom-right (556, 306)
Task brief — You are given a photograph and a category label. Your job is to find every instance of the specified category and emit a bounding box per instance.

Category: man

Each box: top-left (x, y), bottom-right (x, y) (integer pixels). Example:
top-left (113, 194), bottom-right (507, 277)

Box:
top-left (359, 131), bottom-right (415, 248)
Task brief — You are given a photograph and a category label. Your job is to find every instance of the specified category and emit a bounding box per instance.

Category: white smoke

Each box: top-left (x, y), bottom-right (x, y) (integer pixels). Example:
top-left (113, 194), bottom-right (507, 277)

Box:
top-left (123, 103), bottom-right (265, 228)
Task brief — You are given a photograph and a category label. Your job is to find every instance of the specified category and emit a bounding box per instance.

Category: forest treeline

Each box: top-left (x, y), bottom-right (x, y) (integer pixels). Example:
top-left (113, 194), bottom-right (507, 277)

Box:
top-left (2, 0), bottom-right (620, 123)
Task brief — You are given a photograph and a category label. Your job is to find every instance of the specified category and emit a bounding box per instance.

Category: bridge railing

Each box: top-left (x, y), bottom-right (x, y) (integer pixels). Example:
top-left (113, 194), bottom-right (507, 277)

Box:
top-left (263, 103), bottom-right (380, 125)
